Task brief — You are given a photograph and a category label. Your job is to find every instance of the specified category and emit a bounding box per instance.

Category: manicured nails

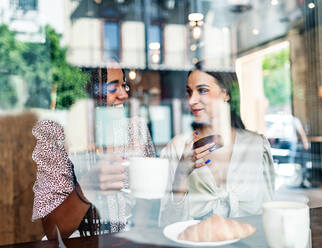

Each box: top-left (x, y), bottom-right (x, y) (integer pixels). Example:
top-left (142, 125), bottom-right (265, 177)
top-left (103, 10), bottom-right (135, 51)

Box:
top-left (194, 130), bottom-right (199, 135)
top-left (209, 146), bottom-right (216, 152)
top-left (205, 159), bottom-right (211, 164)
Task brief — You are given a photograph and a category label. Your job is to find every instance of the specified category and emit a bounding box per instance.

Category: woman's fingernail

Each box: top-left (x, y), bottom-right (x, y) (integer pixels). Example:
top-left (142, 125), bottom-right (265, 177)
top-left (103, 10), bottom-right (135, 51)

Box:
top-left (205, 159), bottom-right (211, 164)
top-left (209, 147), bottom-right (215, 152)
top-left (194, 130), bottom-right (199, 135)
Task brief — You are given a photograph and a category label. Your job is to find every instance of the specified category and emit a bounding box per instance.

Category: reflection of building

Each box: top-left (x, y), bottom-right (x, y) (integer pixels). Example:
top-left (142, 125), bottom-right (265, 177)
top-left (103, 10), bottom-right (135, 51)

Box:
top-left (64, 0), bottom-right (188, 69)
top-left (64, 0), bottom-right (233, 70)
top-left (0, 0), bottom-right (64, 42)
top-left (63, 0), bottom-right (314, 148)
top-left (62, 0), bottom-right (236, 147)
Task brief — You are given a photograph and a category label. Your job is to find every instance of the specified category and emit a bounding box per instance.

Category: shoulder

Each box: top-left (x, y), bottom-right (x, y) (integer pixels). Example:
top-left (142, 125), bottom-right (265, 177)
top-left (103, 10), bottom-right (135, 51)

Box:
top-left (167, 132), bottom-right (191, 149)
top-left (236, 130), bottom-right (274, 178)
top-left (237, 129), bottom-right (271, 154)
top-left (292, 116), bottom-right (302, 129)
top-left (129, 116), bottom-right (146, 126)
top-left (161, 132), bottom-right (191, 159)
top-left (32, 120), bottom-right (65, 142)
top-left (237, 129), bottom-right (265, 144)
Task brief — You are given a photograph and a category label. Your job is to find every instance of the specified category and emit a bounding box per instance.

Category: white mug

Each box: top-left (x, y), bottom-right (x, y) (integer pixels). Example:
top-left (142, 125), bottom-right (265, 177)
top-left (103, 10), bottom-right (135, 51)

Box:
top-left (262, 201), bottom-right (310, 248)
top-left (128, 157), bottom-right (169, 199)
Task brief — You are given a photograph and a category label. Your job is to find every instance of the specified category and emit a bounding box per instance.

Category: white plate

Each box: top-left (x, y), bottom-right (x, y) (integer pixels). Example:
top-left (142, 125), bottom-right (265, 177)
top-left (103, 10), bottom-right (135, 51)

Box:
top-left (163, 220), bottom-right (240, 247)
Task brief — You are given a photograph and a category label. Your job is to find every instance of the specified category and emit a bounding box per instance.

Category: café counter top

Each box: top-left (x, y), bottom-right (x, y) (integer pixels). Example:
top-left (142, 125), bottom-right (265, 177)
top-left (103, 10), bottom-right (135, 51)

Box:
top-left (1, 207), bottom-right (321, 248)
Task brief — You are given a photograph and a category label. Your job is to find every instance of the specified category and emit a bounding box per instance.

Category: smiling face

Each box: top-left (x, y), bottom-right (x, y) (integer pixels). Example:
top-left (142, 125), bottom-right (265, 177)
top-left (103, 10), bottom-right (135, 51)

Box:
top-left (105, 67), bottom-right (129, 106)
top-left (186, 70), bottom-right (230, 123)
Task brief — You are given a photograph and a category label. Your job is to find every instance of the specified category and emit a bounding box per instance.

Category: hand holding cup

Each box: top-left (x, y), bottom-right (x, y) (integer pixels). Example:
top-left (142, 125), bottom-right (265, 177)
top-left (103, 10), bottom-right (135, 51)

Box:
top-left (79, 154), bottom-right (128, 201)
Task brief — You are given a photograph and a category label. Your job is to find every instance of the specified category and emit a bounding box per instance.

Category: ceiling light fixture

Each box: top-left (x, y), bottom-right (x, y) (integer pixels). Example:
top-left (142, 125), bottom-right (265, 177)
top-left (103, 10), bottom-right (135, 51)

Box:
top-left (192, 58), bottom-right (198, 64)
top-left (129, 69), bottom-right (136, 81)
top-left (188, 13), bottom-right (204, 22)
top-left (192, 26), bottom-right (202, 40)
top-left (151, 54), bottom-right (160, 64)
top-left (188, 12), bottom-right (204, 41)
top-left (190, 44), bottom-right (197, 51)
top-left (252, 28), bottom-right (259, 35)
top-left (308, 3), bottom-right (315, 8)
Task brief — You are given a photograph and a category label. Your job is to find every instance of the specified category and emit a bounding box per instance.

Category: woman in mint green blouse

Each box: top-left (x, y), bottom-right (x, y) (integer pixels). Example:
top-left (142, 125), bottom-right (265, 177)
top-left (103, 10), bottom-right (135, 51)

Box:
top-left (160, 62), bottom-right (275, 226)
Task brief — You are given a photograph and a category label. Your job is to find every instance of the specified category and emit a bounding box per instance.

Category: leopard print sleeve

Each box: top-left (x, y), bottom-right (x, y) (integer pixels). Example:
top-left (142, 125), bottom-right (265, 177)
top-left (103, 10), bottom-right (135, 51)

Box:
top-left (31, 120), bottom-right (75, 221)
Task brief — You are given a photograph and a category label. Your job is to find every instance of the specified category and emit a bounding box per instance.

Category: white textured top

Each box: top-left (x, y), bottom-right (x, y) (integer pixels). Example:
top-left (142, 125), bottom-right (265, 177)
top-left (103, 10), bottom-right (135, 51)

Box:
top-left (159, 129), bottom-right (275, 226)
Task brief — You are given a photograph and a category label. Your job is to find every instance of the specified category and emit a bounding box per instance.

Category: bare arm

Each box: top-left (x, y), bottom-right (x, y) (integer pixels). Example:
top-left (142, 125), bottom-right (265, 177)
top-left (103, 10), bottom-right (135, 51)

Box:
top-left (32, 121), bottom-right (127, 239)
top-left (42, 185), bottom-right (90, 239)
top-left (297, 125), bottom-right (309, 150)
top-left (172, 135), bottom-right (215, 201)
top-left (32, 120), bottom-right (87, 239)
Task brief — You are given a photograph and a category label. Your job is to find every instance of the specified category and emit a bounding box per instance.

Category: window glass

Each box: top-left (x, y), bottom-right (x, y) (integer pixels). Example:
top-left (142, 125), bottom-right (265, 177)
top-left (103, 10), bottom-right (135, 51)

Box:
top-left (148, 25), bottom-right (162, 64)
top-left (0, 0), bottom-right (321, 246)
top-left (104, 22), bottom-right (120, 61)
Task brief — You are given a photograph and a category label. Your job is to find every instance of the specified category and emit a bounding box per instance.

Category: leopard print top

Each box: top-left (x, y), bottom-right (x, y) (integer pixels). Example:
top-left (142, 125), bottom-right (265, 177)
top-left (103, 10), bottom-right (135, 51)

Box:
top-left (32, 120), bottom-right (75, 221)
top-left (32, 117), bottom-right (155, 235)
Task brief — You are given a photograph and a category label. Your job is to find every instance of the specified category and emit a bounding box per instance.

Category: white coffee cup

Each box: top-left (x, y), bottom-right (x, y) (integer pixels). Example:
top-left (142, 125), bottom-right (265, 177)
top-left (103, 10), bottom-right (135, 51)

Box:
top-left (262, 201), bottom-right (310, 248)
top-left (128, 157), bottom-right (169, 199)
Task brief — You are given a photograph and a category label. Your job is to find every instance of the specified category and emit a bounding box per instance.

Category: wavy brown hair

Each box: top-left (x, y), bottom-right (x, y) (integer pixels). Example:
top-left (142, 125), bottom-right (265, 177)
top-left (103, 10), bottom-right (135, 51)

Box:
top-left (189, 61), bottom-right (245, 129)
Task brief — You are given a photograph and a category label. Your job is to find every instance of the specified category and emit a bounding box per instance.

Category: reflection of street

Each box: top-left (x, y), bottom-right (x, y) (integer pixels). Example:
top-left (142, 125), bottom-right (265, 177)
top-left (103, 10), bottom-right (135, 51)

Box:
top-left (272, 147), bottom-right (313, 189)
top-left (271, 148), bottom-right (290, 156)
top-left (266, 113), bottom-right (312, 188)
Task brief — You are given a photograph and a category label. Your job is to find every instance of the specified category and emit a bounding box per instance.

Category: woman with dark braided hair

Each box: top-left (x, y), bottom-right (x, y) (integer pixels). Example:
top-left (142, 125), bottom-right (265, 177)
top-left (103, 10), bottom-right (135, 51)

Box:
top-left (32, 65), bottom-right (155, 239)
top-left (160, 61), bottom-right (275, 225)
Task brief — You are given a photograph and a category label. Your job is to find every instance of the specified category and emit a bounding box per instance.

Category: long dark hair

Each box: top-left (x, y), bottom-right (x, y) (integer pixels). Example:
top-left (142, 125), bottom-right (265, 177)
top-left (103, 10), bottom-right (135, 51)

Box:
top-left (189, 61), bottom-right (245, 129)
top-left (86, 65), bottom-right (130, 106)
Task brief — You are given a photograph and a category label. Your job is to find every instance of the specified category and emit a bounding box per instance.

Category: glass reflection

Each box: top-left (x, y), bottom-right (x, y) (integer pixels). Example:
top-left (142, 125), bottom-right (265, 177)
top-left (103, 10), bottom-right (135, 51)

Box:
top-left (0, 0), bottom-right (321, 246)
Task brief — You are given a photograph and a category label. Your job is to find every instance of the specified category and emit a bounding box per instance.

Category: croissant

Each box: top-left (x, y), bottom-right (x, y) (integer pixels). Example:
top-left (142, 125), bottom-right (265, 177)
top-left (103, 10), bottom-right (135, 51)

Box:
top-left (178, 214), bottom-right (256, 242)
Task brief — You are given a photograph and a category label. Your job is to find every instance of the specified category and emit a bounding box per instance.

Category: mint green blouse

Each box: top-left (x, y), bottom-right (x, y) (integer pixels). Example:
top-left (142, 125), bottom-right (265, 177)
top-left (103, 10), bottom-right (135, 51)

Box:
top-left (159, 129), bottom-right (275, 226)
